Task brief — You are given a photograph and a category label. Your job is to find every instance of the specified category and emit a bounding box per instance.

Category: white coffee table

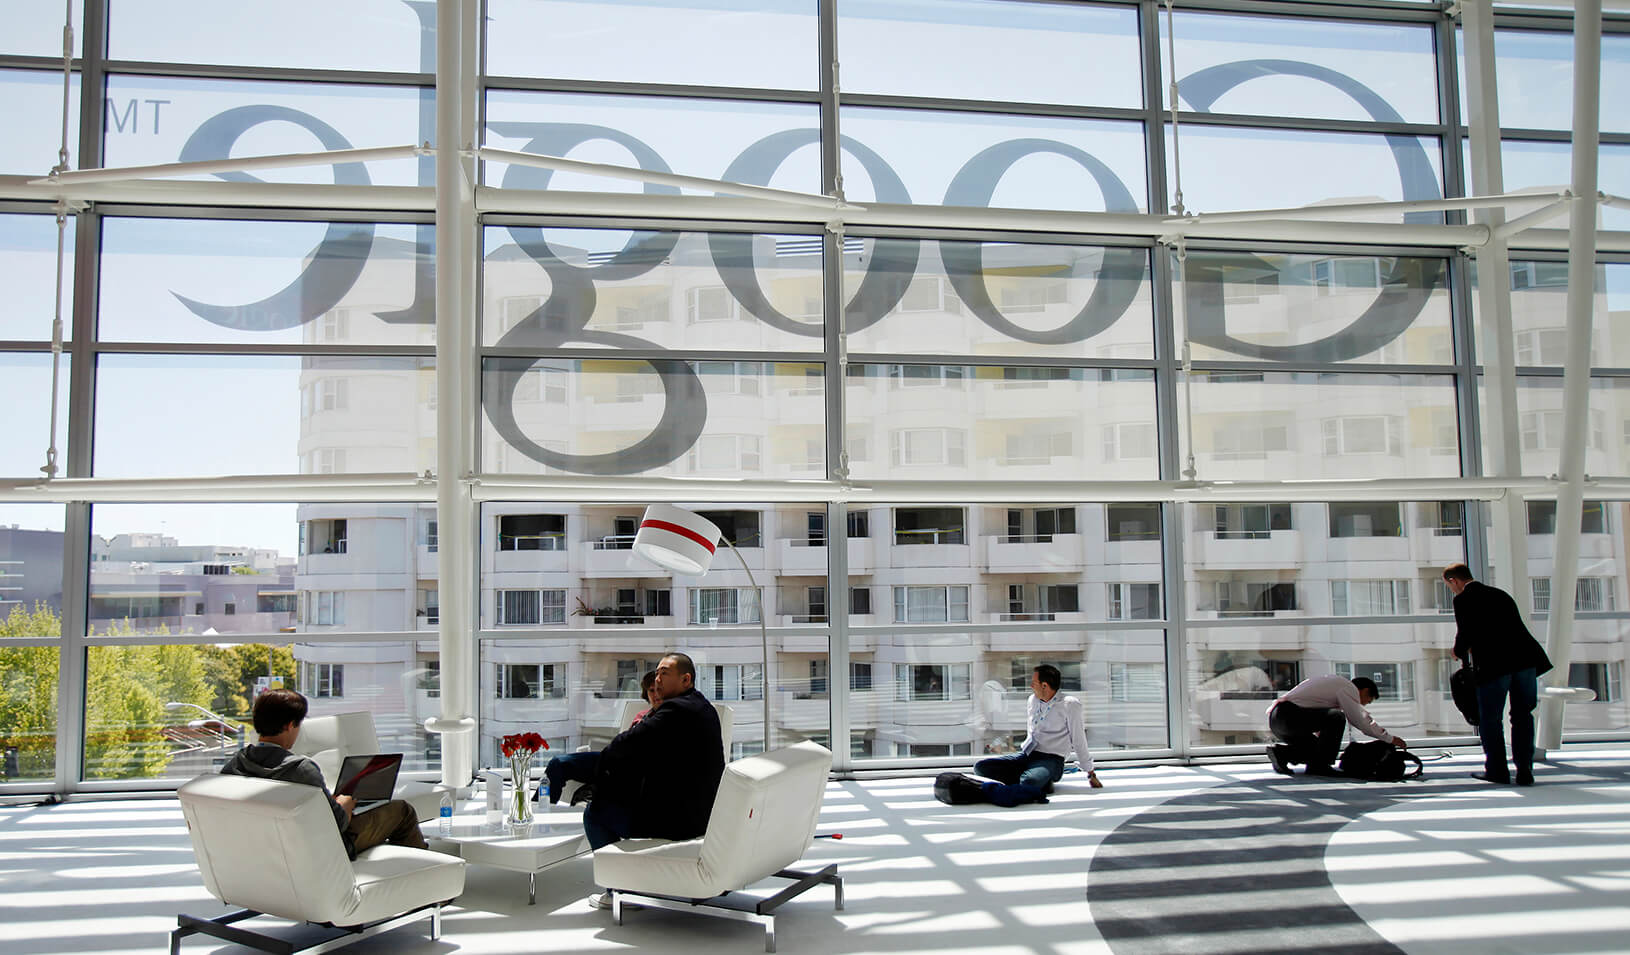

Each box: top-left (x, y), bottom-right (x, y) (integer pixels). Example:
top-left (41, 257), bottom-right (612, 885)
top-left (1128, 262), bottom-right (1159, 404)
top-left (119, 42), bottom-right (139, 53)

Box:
top-left (432, 808), bottom-right (590, 904)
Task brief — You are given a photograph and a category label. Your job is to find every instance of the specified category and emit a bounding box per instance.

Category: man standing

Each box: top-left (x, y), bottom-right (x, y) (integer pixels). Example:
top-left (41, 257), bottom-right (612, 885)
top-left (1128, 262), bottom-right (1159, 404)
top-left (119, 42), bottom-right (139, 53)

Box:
top-left (1443, 563), bottom-right (1553, 786)
top-left (220, 688), bottom-right (427, 858)
top-left (972, 664), bottom-right (1102, 806)
top-left (1267, 675), bottom-right (1406, 776)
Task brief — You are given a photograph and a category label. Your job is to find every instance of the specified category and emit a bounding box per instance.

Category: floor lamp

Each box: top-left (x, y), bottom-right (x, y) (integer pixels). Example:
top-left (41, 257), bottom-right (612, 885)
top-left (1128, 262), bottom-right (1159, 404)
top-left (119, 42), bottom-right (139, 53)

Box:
top-left (633, 503), bottom-right (772, 751)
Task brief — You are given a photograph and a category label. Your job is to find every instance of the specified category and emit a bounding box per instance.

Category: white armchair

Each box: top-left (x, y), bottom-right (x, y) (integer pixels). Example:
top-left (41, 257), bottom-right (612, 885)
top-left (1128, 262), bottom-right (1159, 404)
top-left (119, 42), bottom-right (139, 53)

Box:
top-left (289, 710), bottom-right (445, 822)
top-left (171, 773), bottom-right (465, 954)
top-left (592, 739), bottom-right (841, 952)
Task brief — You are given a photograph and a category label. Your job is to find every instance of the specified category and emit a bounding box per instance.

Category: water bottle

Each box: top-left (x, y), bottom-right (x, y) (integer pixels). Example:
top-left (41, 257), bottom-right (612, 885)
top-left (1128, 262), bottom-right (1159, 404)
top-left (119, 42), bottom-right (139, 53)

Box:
top-left (439, 790), bottom-right (454, 836)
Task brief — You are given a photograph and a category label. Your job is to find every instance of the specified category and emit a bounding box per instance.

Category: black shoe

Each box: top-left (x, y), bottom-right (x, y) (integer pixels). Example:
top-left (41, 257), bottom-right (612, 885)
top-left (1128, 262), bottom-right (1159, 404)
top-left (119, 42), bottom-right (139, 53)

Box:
top-left (1266, 745), bottom-right (1293, 777)
top-left (1471, 772), bottom-right (1511, 784)
top-left (1515, 772), bottom-right (1535, 787)
top-left (570, 784), bottom-right (595, 806)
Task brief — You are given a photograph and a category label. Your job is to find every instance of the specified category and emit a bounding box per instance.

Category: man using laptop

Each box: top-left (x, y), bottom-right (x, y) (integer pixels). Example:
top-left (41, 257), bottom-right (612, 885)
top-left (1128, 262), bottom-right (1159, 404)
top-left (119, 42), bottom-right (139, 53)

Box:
top-left (221, 688), bottom-right (427, 859)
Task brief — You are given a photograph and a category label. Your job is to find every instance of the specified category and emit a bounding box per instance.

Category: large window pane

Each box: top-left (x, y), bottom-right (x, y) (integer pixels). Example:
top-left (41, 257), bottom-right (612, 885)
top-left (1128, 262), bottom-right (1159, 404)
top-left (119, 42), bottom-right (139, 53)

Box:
top-left (1469, 260), bottom-right (1630, 368)
top-left (482, 227), bottom-right (821, 352)
top-left (1, 70), bottom-right (83, 175)
top-left (108, 0), bottom-right (429, 72)
top-left (102, 76), bottom-right (427, 186)
top-left (844, 239), bottom-right (1153, 361)
top-left (1166, 12), bottom-right (1440, 124)
top-left (95, 355), bottom-right (435, 477)
top-left (842, 108), bottom-right (1146, 211)
top-left (1167, 126), bottom-right (1442, 220)
top-left (1181, 372), bottom-right (1460, 481)
top-left (3, 2), bottom-right (83, 57)
top-left (484, 92), bottom-right (818, 194)
top-left (0, 354), bottom-right (71, 479)
top-left (1179, 250), bottom-right (1452, 365)
top-left (1456, 28), bottom-right (1630, 134)
top-left (1466, 140), bottom-right (1630, 231)
top-left (1478, 376), bottom-right (1630, 478)
top-left (0, 506), bottom-right (68, 637)
top-left (487, 0), bottom-right (817, 90)
top-left (1, 214), bottom-right (75, 343)
top-left (0, 646), bottom-right (57, 784)
top-left (84, 639), bottom-right (439, 780)
top-left (840, 0), bottom-right (1141, 108)
top-left (847, 363), bottom-right (1157, 481)
top-left (101, 219), bottom-right (432, 346)
top-left (481, 359), bottom-right (819, 478)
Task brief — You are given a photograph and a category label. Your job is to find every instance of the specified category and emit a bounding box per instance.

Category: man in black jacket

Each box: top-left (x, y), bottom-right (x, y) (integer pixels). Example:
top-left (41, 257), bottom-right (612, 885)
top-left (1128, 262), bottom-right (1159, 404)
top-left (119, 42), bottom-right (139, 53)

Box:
top-left (583, 651), bottom-right (725, 851)
top-left (1444, 563), bottom-right (1554, 786)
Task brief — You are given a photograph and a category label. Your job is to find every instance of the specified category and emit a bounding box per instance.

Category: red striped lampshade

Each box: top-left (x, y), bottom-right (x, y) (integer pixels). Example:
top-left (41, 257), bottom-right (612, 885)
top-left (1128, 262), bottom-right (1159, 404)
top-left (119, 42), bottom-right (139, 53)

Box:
top-left (633, 504), bottom-right (722, 576)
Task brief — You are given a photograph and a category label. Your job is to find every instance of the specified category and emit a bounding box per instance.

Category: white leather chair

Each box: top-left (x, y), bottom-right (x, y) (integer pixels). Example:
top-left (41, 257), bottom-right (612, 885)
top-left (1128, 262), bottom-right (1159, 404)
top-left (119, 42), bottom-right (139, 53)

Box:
top-left (289, 711), bottom-right (445, 822)
top-left (592, 739), bottom-right (842, 952)
top-left (558, 700), bottom-right (734, 805)
top-left (171, 773), bottom-right (466, 955)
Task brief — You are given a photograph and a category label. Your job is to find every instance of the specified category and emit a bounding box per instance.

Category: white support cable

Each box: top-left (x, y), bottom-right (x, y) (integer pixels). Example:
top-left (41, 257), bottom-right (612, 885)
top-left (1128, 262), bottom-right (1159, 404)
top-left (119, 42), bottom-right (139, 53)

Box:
top-left (1168, 238), bottom-right (1198, 482)
top-left (29, 144), bottom-right (427, 186)
top-left (1163, 0), bottom-right (1186, 216)
top-left (1488, 195), bottom-right (1573, 243)
top-left (476, 147), bottom-right (861, 210)
top-left (42, 0), bottom-right (74, 481)
top-left (1165, 190), bottom-right (1566, 226)
top-left (53, 0), bottom-right (72, 176)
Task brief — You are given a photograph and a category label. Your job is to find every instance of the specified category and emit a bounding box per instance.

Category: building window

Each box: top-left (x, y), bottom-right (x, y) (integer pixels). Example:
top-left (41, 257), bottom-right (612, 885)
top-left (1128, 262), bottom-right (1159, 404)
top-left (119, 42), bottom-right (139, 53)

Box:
top-left (1214, 503), bottom-right (1292, 538)
top-left (1331, 580), bottom-right (1412, 616)
top-left (642, 589), bottom-right (672, 617)
top-left (498, 513), bottom-right (566, 551)
top-left (1328, 502), bottom-right (1402, 537)
top-left (306, 591), bottom-right (345, 626)
top-left (1533, 577), bottom-right (1615, 613)
top-left (496, 589), bottom-right (565, 625)
top-left (1321, 415), bottom-right (1401, 456)
top-left (687, 285), bottom-right (739, 323)
top-left (808, 659), bottom-right (828, 696)
top-left (1004, 429), bottom-right (1073, 465)
top-left (698, 360), bottom-right (763, 396)
top-left (894, 506), bottom-right (964, 545)
top-left (886, 363), bottom-right (967, 389)
top-left (1105, 503), bottom-right (1159, 541)
top-left (1423, 501), bottom-right (1463, 536)
top-left (1522, 409), bottom-right (1605, 452)
top-left (893, 585), bottom-right (970, 623)
top-left (1004, 506), bottom-right (1077, 542)
top-left (1007, 659), bottom-right (1082, 692)
top-left (1102, 421), bottom-right (1155, 461)
top-left (695, 510), bottom-right (762, 548)
top-left (257, 593), bottom-right (296, 614)
top-left (899, 275), bottom-right (962, 313)
top-left (1213, 581), bottom-right (1296, 617)
top-left (309, 448), bottom-right (346, 474)
top-left (1526, 500), bottom-right (1608, 535)
top-left (708, 664), bottom-right (764, 701)
top-left (890, 428), bottom-right (966, 467)
top-left (498, 663), bottom-right (559, 700)
top-left (690, 588), bottom-right (761, 625)
top-left (847, 511), bottom-right (870, 538)
top-left (1107, 582), bottom-right (1161, 620)
top-left (419, 660), bottom-right (440, 698)
top-left (1211, 415), bottom-right (1291, 460)
top-left (850, 587), bottom-right (872, 615)
top-left (300, 661), bottom-right (344, 698)
top-left (417, 586), bottom-right (439, 624)
top-left (1109, 663), bottom-right (1163, 703)
top-left (1568, 662), bottom-right (1620, 703)
top-left (306, 518), bottom-right (347, 555)
top-left (851, 662), bottom-right (873, 692)
top-left (1333, 662), bottom-right (1414, 702)
top-left (895, 663), bottom-right (970, 702)
top-left (806, 586), bottom-right (827, 622)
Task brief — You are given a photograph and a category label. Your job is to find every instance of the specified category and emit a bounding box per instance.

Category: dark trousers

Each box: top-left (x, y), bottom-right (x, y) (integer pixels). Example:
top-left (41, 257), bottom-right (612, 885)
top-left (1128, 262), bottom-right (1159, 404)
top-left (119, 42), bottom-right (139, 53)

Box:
top-left (973, 751), bottom-right (1064, 806)
top-left (583, 796), bottom-right (636, 850)
top-left (1268, 702), bottom-right (1346, 768)
top-left (346, 799), bottom-right (427, 855)
top-left (1476, 667), bottom-right (1539, 780)
top-left (542, 751), bottom-right (599, 803)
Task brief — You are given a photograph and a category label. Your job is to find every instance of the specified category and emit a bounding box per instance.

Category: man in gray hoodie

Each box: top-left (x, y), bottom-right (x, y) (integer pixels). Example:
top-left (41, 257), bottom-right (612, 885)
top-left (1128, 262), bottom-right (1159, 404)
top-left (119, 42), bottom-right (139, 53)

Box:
top-left (220, 688), bottom-right (426, 859)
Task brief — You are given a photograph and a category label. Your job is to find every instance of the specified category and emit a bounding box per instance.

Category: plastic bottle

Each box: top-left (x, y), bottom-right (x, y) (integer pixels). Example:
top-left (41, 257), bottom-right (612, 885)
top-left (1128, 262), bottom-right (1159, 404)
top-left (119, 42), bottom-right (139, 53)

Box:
top-left (439, 790), bottom-right (454, 835)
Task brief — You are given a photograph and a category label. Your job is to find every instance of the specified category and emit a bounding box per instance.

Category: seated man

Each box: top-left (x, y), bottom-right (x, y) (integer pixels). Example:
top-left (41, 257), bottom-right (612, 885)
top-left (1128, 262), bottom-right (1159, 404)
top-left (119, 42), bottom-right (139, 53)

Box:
top-left (1266, 675), bottom-right (1407, 777)
top-left (540, 669), bottom-right (658, 805)
top-left (972, 664), bottom-right (1102, 806)
top-left (582, 652), bottom-right (725, 908)
top-left (220, 688), bottom-right (427, 858)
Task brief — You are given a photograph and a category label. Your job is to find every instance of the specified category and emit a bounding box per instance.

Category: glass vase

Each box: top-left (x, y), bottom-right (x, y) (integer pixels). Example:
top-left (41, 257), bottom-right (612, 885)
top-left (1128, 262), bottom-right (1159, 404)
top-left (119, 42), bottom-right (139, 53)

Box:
top-left (508, 752), bottom-right (535, 826)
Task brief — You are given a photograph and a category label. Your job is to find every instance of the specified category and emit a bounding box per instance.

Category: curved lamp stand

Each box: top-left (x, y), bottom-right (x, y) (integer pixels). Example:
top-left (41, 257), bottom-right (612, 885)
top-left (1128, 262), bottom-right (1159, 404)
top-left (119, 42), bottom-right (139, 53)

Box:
top-left (634, 504), bottom-right (772, 752)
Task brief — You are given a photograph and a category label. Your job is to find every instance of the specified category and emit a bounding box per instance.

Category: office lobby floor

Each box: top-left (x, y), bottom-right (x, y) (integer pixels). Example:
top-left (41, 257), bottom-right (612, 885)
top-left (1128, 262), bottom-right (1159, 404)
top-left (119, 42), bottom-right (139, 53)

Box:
top-left (4, 746), bottom-right (1629, 955)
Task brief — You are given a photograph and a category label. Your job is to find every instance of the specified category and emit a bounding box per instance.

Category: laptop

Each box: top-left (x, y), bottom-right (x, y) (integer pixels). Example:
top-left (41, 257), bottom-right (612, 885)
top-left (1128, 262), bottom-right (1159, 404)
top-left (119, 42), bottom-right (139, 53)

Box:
top-left (333, 753), bottom-right (403, 815)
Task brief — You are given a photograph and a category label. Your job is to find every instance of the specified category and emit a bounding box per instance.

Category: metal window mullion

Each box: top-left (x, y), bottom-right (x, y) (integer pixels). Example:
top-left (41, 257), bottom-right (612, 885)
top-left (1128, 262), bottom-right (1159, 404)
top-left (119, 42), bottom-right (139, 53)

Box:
top-left (1170, 111), bottom-right (1445, 137)
top-left (482, 75), bottom-right (821, 105)
top-left (1151, 235), bottom-right (1191, 759)
top-left (1141, 0), bottom-right (1171, 218)
top-left (98, 60), bottom-right (433, 87)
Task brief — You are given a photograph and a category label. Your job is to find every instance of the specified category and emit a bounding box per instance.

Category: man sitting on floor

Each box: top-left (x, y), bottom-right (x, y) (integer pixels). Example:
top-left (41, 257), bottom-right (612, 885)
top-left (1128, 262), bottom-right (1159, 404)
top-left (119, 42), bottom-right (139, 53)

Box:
top-left (1266, 674), bottom-right (1407, 777)
top-left (971, 664), bottom-right (1102, 806)
top-left (220, 688), bottom-right (427, 858)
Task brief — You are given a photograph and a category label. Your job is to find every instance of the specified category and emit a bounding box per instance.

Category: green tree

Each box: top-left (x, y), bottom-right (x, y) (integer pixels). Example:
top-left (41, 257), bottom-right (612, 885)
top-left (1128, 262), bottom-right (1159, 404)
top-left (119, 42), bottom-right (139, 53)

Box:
top-left (0, 604), bottom-right (61, 780)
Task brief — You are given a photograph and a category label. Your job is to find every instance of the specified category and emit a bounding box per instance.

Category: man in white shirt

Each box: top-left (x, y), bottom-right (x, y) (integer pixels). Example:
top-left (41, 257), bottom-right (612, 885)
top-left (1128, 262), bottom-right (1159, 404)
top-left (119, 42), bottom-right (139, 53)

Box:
top-left (1266, 674), bottom-right (1407, 777)
top-left (972, 664), bottom-right (1103, 806)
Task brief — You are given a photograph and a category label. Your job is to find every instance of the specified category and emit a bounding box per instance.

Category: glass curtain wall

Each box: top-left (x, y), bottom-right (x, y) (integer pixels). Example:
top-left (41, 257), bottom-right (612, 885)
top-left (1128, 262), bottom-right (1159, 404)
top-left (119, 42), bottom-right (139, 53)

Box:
top-left (2, 0), bottom-right (1629, 791)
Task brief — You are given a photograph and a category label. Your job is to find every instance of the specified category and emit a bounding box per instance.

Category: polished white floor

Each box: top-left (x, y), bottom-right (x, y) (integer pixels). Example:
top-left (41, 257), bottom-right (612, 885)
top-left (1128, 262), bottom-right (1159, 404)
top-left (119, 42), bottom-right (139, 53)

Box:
top-left (3, 746), bottom-right (1627, 955)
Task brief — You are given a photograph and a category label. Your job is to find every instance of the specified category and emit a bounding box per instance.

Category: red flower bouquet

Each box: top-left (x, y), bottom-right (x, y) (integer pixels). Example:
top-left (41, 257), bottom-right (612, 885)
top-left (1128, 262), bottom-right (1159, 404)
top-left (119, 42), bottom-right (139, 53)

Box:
top-left (500, 732), bottom-right (547, 758)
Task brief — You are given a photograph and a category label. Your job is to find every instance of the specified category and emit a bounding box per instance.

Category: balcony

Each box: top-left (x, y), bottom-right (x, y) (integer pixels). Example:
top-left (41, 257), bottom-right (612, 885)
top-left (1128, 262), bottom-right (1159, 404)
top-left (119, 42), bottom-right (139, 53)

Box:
top-left (1188, 529), bottom-right (1302, 569)
top-left (1527, 532), bottom-right (1617, 562)
top-left (493, 544), bottom-right (569, 574)
top-left (582, 536), bottom-right (642, 576)
top-left (1325, 534), bottom-right (1411, 563)
top-left (1186, 623), bottom-right (1308, 651)
top-left (1410, 527), bottom-right (1466, 566)
top-left (1195, 693), bottom-right (1277, 732)
top-left (776, 536), bottom-right (874, 575)
top-left (983, 533), bottom-right (1085, 573)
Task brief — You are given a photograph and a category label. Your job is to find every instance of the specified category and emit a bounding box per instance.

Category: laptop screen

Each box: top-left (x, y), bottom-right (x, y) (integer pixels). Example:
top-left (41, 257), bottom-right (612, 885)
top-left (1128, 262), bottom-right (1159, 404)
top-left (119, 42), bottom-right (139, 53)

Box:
top-left (334, 754), bottom-right (402, 802)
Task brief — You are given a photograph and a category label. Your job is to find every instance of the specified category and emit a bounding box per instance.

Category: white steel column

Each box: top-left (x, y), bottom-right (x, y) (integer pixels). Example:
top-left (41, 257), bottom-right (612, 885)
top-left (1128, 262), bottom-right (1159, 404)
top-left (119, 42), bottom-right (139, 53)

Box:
top-left (427, 0), bottom-right (480, 786)
top-left (1462, 1), bottom-right (1533, 628)
top-left (1540, 0), bottom-right (1603, 751)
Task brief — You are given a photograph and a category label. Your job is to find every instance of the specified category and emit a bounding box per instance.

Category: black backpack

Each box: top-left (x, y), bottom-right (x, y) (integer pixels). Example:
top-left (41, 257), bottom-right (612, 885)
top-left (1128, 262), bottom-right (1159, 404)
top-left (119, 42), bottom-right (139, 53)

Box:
top-left (933, 772), bottom-right (988, 805)
top-left (1338, 740), bottom-right (1424, 782)
top-left (1450, 664), bottom-right (1481, 726)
